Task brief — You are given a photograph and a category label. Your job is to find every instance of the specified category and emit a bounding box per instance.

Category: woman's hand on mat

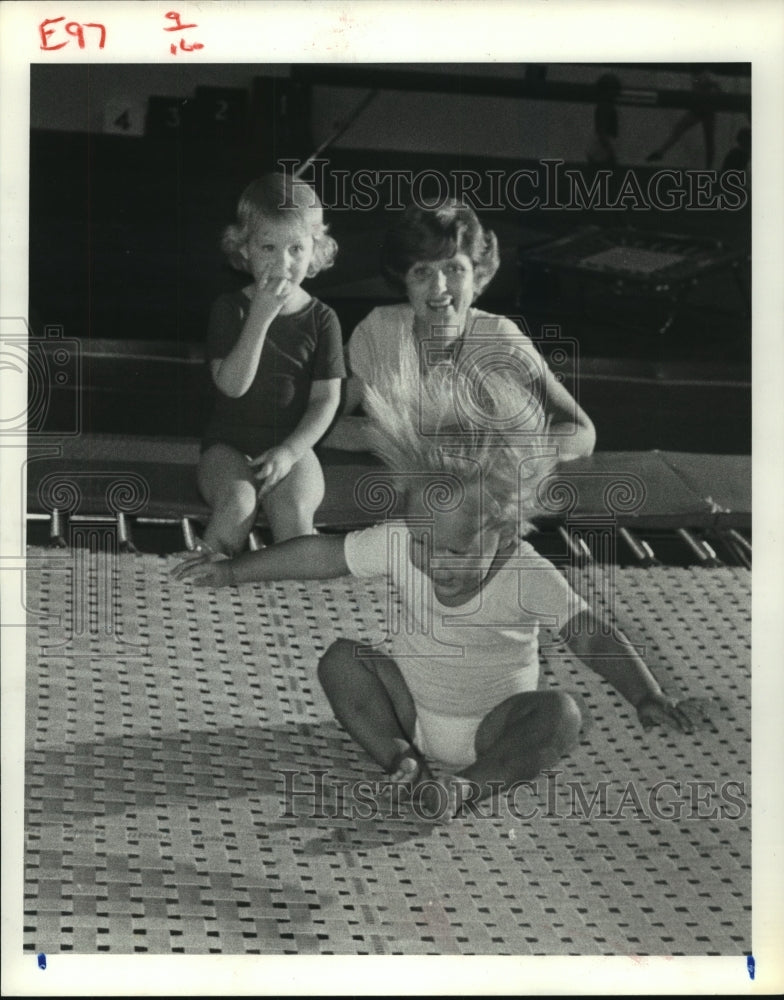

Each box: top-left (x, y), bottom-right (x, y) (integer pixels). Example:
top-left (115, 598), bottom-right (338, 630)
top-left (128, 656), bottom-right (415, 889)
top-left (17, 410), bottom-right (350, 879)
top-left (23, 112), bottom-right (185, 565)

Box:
top-left (171, 553), bottom-right (234, 589)
top-left (251, 445), bottom-right (297, 497)
top-left (636, 692), bottom-right (716, 733)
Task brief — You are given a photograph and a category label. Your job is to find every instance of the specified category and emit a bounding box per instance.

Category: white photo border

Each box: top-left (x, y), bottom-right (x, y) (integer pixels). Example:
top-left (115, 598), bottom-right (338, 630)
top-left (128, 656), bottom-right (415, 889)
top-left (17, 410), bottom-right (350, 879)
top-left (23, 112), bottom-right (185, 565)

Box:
top-left (2, 1), bottom-right (782, 995)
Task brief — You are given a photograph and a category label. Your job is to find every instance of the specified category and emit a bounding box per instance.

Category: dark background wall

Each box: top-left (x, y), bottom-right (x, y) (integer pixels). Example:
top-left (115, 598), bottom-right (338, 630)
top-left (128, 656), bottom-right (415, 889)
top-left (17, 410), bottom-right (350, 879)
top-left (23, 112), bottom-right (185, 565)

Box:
top-left (29, 62), bottom-right (751, 164)
top-left (28, 63), bottom-right (751, 452)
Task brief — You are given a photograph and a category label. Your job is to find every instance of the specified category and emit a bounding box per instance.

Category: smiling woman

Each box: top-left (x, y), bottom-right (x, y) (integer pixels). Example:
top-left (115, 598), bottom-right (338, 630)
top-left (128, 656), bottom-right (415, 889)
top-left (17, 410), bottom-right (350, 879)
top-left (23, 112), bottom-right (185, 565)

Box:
top-left (323, 201), bottom-right (597, 462)
top-left (404, 255), bottom-right (476, 341)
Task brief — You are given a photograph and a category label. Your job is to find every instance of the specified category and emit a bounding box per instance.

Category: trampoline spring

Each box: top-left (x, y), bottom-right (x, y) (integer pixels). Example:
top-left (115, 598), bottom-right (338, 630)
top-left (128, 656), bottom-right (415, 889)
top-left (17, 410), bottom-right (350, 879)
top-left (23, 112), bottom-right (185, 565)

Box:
top-left (640, 539), bottom-right (658, 562)
top-left (576, 536), bottom-right (593, 561)
top-left (726, 528), bottom-right (752, 554)
top-left (730, 542), bottom-right (751, 569)
top-left (618, 527), bottom-right (659, 566)
top-left (248, 530), bottom-right (265, 552)
top-left (49, 509), bottom-right (68, 549)
top-left (558, 525), bottom-right (592, 563)
top-left (701, 539), bottom-right (721, 565)
top-left (181, 517), bottom-right (199, 551)
top-left (719, 530), bottom-right (751, 569)
top-left (116, 512), bottom-right (138, 554)
top-left (676, 528), bottom-right (722, 567)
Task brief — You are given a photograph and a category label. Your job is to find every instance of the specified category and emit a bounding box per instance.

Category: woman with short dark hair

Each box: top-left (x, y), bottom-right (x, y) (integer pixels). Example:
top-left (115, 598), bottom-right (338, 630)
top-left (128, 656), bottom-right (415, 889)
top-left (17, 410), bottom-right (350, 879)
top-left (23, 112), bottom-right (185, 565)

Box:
top-left (325, 201), bottom-right (596, 461)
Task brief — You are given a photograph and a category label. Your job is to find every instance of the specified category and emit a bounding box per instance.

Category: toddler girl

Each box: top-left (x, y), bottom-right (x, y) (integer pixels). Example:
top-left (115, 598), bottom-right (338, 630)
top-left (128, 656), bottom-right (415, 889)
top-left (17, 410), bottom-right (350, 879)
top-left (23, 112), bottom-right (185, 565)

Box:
top-left (198, 172), bottom-right (345, 553)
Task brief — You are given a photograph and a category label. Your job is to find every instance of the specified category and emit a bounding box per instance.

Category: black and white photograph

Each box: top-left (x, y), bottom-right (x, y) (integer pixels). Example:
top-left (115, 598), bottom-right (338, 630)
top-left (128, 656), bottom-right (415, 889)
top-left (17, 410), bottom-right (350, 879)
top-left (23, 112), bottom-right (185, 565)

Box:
top-left (1, 1), bottom-right (782, 995)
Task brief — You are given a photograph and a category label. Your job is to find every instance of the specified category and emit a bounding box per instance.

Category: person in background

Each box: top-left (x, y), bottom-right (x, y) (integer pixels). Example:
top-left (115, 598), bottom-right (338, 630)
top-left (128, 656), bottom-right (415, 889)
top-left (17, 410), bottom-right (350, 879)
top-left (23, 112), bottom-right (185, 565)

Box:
top-left (586, 72), bottom-right (622, 166)
top-left (647, 66), bottom-right (722, 169)
top-left (323, 201), bottom-right (596, 463)
top-left (721, 125), bottom-right (751, 173)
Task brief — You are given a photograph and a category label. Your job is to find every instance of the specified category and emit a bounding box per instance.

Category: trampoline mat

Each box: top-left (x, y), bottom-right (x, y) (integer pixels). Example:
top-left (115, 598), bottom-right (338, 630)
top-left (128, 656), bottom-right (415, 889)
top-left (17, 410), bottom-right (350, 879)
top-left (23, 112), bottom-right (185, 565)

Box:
top-left (23, 547), bottom-right (750, 956)
top-left (578, 247), bottom-right (686, 275)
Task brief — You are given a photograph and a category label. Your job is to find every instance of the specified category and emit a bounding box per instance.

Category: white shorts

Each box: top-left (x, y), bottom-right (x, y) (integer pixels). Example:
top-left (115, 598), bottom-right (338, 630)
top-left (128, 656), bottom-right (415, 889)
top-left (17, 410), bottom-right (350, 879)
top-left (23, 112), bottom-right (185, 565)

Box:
top-left (413, 705), bottom-right (484, 771)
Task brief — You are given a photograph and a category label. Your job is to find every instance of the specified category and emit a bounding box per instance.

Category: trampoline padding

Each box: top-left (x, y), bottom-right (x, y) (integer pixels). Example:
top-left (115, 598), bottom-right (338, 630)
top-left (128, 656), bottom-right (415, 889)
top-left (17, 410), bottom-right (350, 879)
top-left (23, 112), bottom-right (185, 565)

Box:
top-left (658, 451), bottom-right (751, 527)
top-left (26, 443), bottom-right (749, 530)
top-left (533, 451), bottom-right (717, 528)
top-left (26, 449), bottom-right (385, 528)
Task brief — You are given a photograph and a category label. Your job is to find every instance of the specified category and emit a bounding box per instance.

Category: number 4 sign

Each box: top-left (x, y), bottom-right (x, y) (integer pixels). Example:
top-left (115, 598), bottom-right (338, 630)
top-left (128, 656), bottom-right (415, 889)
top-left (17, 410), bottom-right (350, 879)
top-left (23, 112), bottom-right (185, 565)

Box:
top-left (103, 99), bottom-right (146, 136)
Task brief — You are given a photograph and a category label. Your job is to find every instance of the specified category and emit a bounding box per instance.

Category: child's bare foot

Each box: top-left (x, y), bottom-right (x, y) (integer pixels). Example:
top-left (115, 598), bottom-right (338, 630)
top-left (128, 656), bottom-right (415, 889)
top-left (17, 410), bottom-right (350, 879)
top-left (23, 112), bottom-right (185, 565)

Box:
top-left (386, 742), bottom-right (476, 823)
top-left (388, 738), bottom-right (433, 793)
top-left (414, 774), bottom-right (475, 825)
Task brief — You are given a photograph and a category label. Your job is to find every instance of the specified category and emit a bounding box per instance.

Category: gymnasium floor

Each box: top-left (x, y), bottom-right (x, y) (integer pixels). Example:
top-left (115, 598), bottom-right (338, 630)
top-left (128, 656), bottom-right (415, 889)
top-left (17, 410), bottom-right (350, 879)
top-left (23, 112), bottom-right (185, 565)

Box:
top-left (23, 544), bottom-right (750, 956)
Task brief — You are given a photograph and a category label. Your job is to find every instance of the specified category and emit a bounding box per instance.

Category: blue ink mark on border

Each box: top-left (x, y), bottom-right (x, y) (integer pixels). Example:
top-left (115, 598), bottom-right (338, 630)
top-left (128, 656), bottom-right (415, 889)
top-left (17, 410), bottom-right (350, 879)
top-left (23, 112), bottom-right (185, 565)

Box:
top-left (37, 952), bottom-right (47, 970)
top-left (747, 954), bottom-right (755, 980)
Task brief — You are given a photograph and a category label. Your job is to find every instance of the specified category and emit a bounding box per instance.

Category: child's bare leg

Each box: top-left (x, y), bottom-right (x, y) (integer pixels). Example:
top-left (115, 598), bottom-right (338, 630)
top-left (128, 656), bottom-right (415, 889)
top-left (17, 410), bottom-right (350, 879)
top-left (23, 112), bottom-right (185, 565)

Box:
top-left (262, 448), bottom-right (325, 542)
top-left (317, 638), bottom-right (427, 783)
top-left (462, 690), bottom-right (583, 803)
top-left (198, 444), bottom-right (259, 555)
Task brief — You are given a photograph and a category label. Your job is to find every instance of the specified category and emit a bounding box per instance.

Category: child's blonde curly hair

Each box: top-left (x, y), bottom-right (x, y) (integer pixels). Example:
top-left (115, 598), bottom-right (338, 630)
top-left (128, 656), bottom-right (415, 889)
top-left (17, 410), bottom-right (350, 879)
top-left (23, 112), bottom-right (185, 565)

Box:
top-left (362, 338), bottom-right (557, 535)
top-left (221, 172), bottom-right (338, 277)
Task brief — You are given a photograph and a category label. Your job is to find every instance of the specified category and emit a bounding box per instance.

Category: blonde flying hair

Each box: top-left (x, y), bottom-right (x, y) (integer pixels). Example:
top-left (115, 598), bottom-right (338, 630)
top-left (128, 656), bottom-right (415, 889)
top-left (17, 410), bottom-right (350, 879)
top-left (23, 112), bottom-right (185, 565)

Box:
top-left (362, 338), bottom-right (556, 535)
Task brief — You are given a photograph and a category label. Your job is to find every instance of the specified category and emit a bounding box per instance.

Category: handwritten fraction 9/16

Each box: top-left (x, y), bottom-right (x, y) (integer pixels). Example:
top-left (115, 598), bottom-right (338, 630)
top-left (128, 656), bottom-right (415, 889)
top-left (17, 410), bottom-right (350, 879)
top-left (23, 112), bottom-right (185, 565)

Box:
top-left (39, 10), bottom-right (204, 55)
